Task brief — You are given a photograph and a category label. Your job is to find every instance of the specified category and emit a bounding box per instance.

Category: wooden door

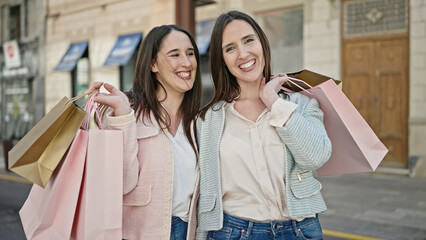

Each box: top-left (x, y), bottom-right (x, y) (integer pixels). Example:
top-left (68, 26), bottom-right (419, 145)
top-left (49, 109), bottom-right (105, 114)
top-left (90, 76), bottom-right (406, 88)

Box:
top-left (343, 37), bottom-right (408, 167)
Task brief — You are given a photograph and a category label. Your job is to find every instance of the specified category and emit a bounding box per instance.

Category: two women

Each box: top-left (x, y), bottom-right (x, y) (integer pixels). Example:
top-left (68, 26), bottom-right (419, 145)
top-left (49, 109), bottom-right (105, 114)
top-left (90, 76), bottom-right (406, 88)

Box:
top-left (91, 25), bottom-right (201, 239)
top-left (92, 9), bottom-right (331, 240)
top-left (196, 10), bottom-right (332, 240)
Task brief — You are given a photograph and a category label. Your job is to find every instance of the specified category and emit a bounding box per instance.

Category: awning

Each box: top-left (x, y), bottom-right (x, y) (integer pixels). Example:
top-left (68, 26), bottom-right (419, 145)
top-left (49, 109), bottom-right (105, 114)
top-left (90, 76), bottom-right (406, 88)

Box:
top-left (55, 41), bottom-right (88, 71)
top-left (104, 33), bottom-right (142, 66)
top-left (196, 20), bottom-right (216, 55)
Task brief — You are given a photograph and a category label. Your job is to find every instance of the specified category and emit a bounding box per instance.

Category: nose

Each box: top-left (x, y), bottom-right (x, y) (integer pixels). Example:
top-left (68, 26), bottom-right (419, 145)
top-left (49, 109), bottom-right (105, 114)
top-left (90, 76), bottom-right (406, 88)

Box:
top-left (180, 55), bottom-right (191, 67)
top-left (238, 46), bottom-right (249, 60)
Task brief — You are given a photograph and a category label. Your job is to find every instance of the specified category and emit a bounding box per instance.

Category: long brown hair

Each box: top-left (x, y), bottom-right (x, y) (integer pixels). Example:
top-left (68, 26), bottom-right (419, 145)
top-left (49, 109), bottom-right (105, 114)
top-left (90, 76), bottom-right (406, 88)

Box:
top-left (127, 25), bottom-right (202, 154)
top-left (200, 10), bottom-right (272, 119)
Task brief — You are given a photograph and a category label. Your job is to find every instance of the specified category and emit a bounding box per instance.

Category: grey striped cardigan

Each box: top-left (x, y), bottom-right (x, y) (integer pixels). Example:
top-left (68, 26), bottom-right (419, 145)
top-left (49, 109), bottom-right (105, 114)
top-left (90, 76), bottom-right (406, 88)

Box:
top-left (195, 92), bottom-right (332, 239)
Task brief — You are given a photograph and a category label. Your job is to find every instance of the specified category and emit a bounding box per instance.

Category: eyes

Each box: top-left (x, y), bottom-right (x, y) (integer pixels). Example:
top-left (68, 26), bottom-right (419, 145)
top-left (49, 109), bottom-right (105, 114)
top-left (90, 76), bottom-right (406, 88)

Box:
top-left (224, 37), bottom-right (256, 53)
top-left (169, 51), bottom-right (195, 58)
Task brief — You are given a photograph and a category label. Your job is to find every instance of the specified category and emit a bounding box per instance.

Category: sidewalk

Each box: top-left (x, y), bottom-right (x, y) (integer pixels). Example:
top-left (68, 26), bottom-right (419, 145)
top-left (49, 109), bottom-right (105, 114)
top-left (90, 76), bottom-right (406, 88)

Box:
top-left (0, 143), bottom-right (5, 171)
top-left (1, 142), bottom-right (426, 239)
top-left (317, 173), bottom-right (426, 239)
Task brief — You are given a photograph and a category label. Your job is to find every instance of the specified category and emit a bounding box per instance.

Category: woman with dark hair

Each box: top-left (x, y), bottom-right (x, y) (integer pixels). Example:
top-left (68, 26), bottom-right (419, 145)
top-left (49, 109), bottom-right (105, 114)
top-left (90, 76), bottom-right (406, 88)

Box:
top-left (196, 10), bottom-right (331, 240)
top-left (91, 24), bottom-right (201, 240)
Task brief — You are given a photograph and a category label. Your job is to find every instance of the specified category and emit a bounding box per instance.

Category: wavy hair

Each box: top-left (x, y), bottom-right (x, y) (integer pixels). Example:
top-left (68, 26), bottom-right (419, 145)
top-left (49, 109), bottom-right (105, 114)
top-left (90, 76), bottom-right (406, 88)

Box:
top-left (127, 25), bottom-right (202, 154)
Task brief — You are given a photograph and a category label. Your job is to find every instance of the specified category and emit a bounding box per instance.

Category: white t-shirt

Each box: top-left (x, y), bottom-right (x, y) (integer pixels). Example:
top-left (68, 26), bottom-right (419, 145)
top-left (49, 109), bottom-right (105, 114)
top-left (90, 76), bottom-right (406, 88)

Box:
top-left (165, 121), bottom-right (197, 222)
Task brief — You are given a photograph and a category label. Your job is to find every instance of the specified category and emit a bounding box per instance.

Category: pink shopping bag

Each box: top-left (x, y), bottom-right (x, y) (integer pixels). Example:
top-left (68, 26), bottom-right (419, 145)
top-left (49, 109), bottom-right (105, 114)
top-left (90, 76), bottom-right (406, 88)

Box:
top-left (284, 78), bottom-right (388, 175)
top-left (19, 129), bottom-right (88, 239)
top-left (71, 96), bottom-right (123, 240)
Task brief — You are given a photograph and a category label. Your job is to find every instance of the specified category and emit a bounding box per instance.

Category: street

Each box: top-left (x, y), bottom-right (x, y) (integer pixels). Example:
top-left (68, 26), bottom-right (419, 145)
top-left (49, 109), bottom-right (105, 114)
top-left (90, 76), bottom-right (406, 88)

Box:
top-left (0, 173), bottom-right (31, 240)
top-left (1, 166), bottom-right (426, 239)
top-left (1, 141), bottom-right (426, 240)
top-left (318, 174), bottom-right (426, 240)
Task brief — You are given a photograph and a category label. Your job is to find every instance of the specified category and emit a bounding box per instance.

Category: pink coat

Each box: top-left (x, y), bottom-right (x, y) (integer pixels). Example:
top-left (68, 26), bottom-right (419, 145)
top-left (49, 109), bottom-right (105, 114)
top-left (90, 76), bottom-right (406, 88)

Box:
top-left (106, 110), bottom-right (199, 240)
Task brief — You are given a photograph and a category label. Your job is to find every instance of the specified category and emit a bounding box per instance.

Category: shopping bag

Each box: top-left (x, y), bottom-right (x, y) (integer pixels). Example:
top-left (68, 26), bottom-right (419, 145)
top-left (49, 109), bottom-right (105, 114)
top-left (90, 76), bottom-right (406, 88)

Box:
top-left (71, 96), bottom-right (123, 240)
top-left (283, 77), bottom-right (388, 175)
top-left (19, 129), bottom-right (88, 239)
top-left (284, 69), bottom-right (341, 91)
top-left (8, 96), bottom-right (86, 187)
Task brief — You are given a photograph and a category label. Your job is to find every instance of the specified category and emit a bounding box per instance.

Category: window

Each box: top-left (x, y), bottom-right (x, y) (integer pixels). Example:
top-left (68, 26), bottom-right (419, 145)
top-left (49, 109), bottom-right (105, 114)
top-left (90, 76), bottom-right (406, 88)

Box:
top-left (343, 0), bottom-right (408, 37)
top-left (120, 47), bottom-right (138, 92)
top-left (72, 51), bottom-right (90, 107)
top-left (9, 5), bottom-right (21, 40)
top-left (257, 8), bottom-right (304, 73)
top-left (3, 78), bottom-right (33, 140)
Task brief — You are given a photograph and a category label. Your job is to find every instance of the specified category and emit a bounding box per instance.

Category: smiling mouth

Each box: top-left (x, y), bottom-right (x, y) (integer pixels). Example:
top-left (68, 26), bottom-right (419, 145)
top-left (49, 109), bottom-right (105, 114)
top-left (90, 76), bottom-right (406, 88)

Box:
top-left (239, 59), bottom-right (256, 70)
top-left (176, 71), bottom-right (191, 80)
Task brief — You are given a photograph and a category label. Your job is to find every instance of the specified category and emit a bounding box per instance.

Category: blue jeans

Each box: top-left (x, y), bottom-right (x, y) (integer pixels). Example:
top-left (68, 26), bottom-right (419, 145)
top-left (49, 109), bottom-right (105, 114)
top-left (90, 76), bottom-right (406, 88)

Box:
top-left (207, 213), bottom-right (323, 240)
top-left (170, 216), bottom-right (188, 240)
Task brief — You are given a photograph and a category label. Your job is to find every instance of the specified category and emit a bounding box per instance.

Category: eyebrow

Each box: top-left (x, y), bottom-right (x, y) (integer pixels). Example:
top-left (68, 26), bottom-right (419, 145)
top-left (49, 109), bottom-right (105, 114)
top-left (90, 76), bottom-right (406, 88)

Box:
top-left (166, 48), bottom-right (195, 55)
top-left (222, 34), bottom-right (256, 50)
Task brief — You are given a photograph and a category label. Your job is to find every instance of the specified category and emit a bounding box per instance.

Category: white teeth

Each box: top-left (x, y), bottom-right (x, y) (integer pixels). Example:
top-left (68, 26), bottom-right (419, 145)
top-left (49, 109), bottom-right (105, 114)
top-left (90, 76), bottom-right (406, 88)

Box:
top-left (239, 60), bottom-right (255, 69)
top-left (177, 72), bottom-right (190, 78)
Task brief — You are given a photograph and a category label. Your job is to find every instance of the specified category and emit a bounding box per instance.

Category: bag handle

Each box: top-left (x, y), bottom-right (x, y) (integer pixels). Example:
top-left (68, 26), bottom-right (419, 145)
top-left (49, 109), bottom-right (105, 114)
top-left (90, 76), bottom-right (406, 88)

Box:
top-left (65, 90), bottom-right (97, 106)
top-left (81, 92), bottom-right (103, 130)
top-left (280, 77), bottom-right (314, 96)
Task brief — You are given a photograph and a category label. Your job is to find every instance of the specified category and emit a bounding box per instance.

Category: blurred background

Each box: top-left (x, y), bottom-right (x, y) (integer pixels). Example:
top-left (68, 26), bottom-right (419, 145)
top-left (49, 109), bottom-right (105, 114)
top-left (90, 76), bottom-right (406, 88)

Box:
top-left (0, 0), bottom-right (425, 239)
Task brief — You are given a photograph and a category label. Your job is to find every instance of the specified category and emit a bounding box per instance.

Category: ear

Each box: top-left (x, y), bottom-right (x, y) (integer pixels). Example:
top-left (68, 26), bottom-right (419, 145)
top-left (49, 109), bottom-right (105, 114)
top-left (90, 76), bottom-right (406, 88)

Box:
top-left (151, 60), bottom-right (158, 73)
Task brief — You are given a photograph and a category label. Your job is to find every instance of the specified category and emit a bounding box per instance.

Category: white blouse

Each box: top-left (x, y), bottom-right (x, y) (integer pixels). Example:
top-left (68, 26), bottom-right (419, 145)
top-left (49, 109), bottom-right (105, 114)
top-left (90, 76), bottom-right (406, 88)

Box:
top-left (165, 121), bottom-right (197, 222)
top-left (220, 98), bottom-right (310, 222)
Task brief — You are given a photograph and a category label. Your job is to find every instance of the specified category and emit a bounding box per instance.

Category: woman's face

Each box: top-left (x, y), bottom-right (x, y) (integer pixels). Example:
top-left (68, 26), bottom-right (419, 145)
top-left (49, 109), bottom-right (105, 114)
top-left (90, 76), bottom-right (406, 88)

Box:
top-left (221, 19), bottom-right (265, 85)
top-left (151, 30), bottom-right (197, 97)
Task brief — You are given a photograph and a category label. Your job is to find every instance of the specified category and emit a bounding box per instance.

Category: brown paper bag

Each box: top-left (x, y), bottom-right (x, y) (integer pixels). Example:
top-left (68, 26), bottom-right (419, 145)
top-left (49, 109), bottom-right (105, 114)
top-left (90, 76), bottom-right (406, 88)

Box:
top-left (8, 97), bottom-right (86, 187)
top-left (283, 69), bottom-right (341, 91)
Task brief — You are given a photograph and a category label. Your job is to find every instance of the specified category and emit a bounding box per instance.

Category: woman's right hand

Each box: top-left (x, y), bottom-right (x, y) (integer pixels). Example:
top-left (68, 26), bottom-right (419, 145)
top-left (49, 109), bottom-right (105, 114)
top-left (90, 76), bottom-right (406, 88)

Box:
top-left (89, 82), bottom-right (132, 117)
top-left (259, 73), bottom-right (289, 109)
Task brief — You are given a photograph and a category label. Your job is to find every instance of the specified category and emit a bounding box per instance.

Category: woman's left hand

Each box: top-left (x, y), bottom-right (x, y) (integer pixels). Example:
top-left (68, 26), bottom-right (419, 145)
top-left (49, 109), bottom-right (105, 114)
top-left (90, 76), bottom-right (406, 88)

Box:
top-left (259, 73), bottom-right (289, 109)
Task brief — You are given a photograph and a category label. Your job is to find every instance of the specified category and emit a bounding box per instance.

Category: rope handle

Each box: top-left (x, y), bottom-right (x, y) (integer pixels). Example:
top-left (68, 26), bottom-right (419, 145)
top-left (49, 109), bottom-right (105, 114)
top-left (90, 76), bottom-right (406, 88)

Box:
top-left (65, 90), bottom-right (98, 106)
top-left (280, 77), bottom-right (314, 96)
top-left (81, 91), bottom-right (104, 130)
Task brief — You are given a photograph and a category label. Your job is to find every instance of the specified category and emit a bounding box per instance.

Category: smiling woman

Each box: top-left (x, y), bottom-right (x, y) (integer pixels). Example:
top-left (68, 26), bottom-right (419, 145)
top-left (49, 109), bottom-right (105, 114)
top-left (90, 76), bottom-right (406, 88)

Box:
top-left (196, 10), bottom-right (332, 240)
top-left (151, 30), bottom-right (198, 109)
top-left (89, 24), bottom-right (202, 240)
top-left (221, 22), bottom-right (265, 87)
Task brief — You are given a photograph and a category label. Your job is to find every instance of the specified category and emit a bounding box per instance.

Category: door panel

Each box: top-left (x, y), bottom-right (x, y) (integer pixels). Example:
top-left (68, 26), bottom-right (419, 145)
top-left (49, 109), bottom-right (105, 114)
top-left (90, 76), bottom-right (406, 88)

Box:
top-left (343, 42), bottom-right (374, 125)
top-left (342, 38), bottom-right (408, 168)
top-left (375, 39), bottom-right (408, 167)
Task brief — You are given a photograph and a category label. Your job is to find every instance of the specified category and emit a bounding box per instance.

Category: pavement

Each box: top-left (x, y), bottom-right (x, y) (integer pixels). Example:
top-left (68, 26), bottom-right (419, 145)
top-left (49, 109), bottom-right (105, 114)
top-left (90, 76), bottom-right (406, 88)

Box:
top-left (1, 144), bottom-right (426, 239)
top-left (318, 173), bottom-right (426, 240)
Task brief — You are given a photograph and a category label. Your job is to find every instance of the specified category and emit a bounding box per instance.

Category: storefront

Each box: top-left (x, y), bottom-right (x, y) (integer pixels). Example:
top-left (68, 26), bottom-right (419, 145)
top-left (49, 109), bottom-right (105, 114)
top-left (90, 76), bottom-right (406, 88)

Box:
top-left (1, 39), bottom-right (40, 169)
top-left (55, 41), bottom-right (89, 106)
top-left (103, 32), bottom-right (142, 91)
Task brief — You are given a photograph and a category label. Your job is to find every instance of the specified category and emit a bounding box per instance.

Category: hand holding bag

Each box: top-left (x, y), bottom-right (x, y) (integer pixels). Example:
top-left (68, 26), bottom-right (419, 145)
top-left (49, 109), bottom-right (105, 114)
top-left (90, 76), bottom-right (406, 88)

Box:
top-left (71, 93), bottom-right (123, 240)
top-left (282, 73), bottom-right (388, 175)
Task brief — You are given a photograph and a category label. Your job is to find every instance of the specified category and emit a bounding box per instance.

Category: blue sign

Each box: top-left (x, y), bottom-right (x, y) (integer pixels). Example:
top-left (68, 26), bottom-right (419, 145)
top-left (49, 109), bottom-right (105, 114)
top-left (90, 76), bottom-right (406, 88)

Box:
top-left (104, 33), bottom-right (142, 66)
top-left (196, 20), bottom-right (215, 55)
top-left (55, 41), bottom-right (88, 71)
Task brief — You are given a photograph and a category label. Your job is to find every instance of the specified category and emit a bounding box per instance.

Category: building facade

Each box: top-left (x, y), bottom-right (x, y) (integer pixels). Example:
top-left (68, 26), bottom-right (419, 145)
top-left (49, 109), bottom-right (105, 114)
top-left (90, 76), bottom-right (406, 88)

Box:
top-left (44, 0), bottom-right (176, 109)
top-left (43, 0), bottom-right (426, 176)
top-left (196, 0), bottom-right (426, 176)
top-left (0, 0), bottom-right (45, 167)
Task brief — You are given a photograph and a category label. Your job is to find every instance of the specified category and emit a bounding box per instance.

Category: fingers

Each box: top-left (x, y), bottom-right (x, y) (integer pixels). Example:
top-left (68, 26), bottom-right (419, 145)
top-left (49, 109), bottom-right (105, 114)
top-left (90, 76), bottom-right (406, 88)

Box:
top-left (103, 83), bottom-right (119, 94)
top-left (89, 82), bottom-right (104, 92)
top-left (93, 93), bottom-right (115, 107)
top-left (93, 93), bottom-right (131, 116)
top-left (270, 73), bottom-right (288, 82)
top-left (275, 73), bottom-right (287, 78)
top-left (93, 93), bottom-right (124, 108)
